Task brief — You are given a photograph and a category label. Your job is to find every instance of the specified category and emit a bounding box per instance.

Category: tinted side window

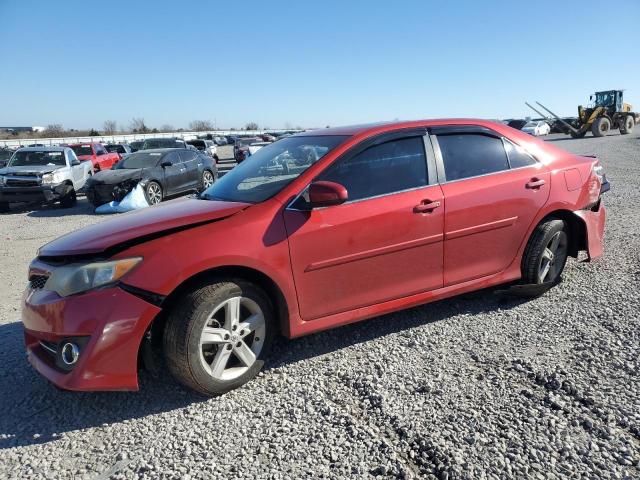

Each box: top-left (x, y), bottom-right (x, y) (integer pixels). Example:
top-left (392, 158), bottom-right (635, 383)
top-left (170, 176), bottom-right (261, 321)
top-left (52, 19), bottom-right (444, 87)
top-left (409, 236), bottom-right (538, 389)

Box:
top-left (503, 139), bottom-right (537, 168)
top-left (179, 150), bottom-right (198, 162)
top-left (163, 151), bottom-right (181, 165)
top-left (437, 134), bottom-right (509, 181)
top-left (318, 136), bottom-right (427, 202)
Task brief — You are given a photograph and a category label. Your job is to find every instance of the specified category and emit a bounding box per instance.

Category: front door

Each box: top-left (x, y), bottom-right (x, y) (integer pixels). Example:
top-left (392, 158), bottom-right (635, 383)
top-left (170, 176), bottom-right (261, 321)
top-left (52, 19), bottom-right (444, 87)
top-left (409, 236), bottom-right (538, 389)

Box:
top-left (284, 133), bottom-right (444, 320)
top-left (432, 127), bottom-right (551, 285)
top-left (162, 151), bottom-right (185, 195)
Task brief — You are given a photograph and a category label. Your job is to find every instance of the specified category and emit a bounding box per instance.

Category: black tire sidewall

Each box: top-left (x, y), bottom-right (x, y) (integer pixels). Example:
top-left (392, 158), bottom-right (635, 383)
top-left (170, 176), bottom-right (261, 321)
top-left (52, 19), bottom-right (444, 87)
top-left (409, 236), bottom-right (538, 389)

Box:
top-left (165, 280), bottom-right (275, 396)
top-left (522, 219), bottom-right (568, 285)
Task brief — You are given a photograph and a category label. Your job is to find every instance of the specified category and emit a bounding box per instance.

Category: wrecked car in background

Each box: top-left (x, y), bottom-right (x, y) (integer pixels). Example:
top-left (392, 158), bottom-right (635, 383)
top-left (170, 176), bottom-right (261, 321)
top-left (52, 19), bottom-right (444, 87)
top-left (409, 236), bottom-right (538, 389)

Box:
top-left (66, 142), bottom-right (120, 171)
top-left (186, 139), bottom-right (219, 162)
top-left (0, 146), bottom-right (92, 212)
top-left (85, 148), bottom-right (217, 207)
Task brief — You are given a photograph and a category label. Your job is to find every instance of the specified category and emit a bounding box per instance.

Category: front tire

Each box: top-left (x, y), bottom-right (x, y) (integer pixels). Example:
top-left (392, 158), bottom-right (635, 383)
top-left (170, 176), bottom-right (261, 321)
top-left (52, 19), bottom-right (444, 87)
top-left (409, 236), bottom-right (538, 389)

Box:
top-left (145, 181), bottom-right (163, 205)
top-left (60, 188), bottom-right (77, 208)
top-left (522, 219), bottom-right (569, 285)
top-left (592, 117), bottom-right (610, 137)
top-left (163, 280), bottom-right (275, 396)
top-left (200, 170), bottom-right (214, 191)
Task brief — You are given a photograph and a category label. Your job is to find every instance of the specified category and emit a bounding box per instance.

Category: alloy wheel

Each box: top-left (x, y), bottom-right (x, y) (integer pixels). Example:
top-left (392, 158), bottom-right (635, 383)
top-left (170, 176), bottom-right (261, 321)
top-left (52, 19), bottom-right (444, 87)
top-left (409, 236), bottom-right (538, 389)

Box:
top-left (538, 231), bottom-right (568, 283)
top-left (199, 296), bottom-right (266, 381)
top-left (147, 183), bottom-right (162, 205)
top-left (202, 171), bottom-right (214, 189)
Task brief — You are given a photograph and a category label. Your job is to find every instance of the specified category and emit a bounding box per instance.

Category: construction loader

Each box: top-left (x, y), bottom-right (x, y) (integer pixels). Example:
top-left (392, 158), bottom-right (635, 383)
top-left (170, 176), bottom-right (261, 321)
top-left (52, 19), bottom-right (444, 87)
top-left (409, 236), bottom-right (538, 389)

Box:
top-left (526, 90), bottom-right (639, 138)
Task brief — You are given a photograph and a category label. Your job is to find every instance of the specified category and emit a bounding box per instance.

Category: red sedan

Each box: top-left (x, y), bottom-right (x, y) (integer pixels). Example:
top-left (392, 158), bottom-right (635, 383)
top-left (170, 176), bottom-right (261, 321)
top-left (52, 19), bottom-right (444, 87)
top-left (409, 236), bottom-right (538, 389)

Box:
top-left (22, 120), bottom-right (608, 395)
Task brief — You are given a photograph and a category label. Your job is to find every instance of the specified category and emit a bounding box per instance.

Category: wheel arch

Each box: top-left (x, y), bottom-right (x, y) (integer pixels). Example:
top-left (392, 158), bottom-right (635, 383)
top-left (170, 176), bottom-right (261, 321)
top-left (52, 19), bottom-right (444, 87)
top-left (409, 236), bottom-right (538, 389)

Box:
top-left (141, 264), bottom-right (290, 367)
top-left (534, 209), bottom-right (587, 258)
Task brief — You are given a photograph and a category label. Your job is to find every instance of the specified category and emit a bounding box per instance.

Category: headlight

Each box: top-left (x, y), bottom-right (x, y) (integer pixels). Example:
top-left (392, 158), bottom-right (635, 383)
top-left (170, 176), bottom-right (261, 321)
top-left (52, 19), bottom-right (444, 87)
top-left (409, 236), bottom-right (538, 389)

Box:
top-left (44, 257), bottom-right (142, 297)
top-left (41, 171), bottom-right (65, 184)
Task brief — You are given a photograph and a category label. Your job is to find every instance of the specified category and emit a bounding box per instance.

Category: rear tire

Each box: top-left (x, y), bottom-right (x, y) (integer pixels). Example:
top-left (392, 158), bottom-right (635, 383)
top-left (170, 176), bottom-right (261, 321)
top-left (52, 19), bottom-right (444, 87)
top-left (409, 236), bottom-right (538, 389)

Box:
top-left (163, 279), bottom-right (275, 396)
top-left (570, 130), bottom-right (587, 139)
top-left (200, 169), bottom-right (215, 192)
top-left (591, 117), bottom-right (610, 137)
top-left (60, 188), bottom-right (77, 208)
top-left (620, 115), bottom-right (634, 135)
top-left (522, 219), bottom-right (569, 285)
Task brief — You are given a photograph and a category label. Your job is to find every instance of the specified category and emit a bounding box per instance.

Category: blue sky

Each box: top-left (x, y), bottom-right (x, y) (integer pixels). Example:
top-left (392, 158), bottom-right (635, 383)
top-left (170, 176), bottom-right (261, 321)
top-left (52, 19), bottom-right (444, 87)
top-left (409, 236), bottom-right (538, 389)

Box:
top-left (1, 0), bottom-right (638, 130)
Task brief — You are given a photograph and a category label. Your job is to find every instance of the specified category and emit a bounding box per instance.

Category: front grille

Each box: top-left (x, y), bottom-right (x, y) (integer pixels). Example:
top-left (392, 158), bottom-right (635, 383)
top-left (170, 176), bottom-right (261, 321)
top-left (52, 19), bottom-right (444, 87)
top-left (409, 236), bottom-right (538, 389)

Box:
top-left (29, 274), bottom-right (49, 289)
top-left (6, 179), bottom-right (40, 187)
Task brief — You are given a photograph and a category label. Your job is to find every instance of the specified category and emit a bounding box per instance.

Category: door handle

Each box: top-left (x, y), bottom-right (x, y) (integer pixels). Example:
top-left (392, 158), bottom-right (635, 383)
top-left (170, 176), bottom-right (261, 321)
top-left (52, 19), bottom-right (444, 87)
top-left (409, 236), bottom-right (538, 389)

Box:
top-left (413, 200), bottom-right (441, 213)
top-left (526, 178), bottom-right (546, 189)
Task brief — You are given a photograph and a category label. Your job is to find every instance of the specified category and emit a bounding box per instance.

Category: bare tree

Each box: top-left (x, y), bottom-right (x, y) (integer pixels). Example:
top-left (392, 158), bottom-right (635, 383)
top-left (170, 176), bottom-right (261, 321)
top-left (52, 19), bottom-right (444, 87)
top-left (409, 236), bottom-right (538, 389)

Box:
top-left (130, 117), bottom-right (149, 133)
top-left (43, 124), bottom-right (65, 137)
top-left (103, 120), bottom-right (117, 135)
top-left (245, 122), bottom-right (259, 131)
top-left (160, 124), bottom-right (175, 133)
top-left (189, 120), bottom-right (213, 132)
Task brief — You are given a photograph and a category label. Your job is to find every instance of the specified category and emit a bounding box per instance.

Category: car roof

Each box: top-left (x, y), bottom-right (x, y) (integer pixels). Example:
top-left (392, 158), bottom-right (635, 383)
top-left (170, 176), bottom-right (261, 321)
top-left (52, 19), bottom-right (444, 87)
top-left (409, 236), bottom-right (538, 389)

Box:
top-left (16, 146), bottom-right (68, 152)
top-left (134, 148), bottom-right (187, 153)
top-left (297, 119), bottom-right (519, 138)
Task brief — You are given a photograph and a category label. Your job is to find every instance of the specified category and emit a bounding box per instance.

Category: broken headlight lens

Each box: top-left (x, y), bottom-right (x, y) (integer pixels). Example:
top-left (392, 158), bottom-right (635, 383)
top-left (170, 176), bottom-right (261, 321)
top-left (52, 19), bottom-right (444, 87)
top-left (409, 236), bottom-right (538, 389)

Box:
top-left (41, 171), bottom-right (66, 185)
top-left (44, 257), bottom-right (143, 297)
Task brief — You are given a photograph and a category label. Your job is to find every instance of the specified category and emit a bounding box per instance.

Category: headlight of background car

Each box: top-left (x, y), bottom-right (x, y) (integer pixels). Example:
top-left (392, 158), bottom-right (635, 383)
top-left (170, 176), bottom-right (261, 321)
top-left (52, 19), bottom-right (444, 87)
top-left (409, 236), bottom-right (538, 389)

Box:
top-left (44, 257), bottom-right (142, 297)
top-left (41, 171), bottom-right (66, 185)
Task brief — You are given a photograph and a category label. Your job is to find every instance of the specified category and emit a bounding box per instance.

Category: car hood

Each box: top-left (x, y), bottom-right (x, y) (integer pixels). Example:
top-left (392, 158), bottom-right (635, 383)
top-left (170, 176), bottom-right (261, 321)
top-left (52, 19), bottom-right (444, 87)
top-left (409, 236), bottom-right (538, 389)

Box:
top-left (39, 197), bottom-right (251, 257)
top-left (87, 168), bottom-right (144, 186)
top-left (0, 165), bottom-right (62, 176)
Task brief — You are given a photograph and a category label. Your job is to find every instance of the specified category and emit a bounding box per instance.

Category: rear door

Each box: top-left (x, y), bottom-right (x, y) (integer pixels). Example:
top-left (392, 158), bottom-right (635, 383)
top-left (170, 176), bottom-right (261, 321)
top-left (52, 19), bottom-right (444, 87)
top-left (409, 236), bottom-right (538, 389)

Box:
top-left (431, 126), bottom-right (550, 286)
top-left (178, 150), bottom-right (200, 189)
top-left (284, 132), bottom-right (444, 320)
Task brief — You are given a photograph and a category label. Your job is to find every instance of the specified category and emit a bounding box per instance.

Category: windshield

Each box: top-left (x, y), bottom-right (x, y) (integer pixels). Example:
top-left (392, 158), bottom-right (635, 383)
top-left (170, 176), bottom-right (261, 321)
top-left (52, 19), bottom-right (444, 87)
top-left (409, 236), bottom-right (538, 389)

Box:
top-left (106, 144), bottom-right (125, 153)
top-left (141, 139), bottom-right (183, 149)
top-left (201, 135), bottom-right (347, 203)
top-left (188, 140), bottom-right (206, 149)
top-left (70, 145), bottom-right (93, 156)
top-left (524, 122), bottom-right (538, 128)
top-left (8, 150), bottom-right (67, 167)
top-left (594, 92), bottom-right (615, 107)
top-left (116, 152), bottom-right (162, 169)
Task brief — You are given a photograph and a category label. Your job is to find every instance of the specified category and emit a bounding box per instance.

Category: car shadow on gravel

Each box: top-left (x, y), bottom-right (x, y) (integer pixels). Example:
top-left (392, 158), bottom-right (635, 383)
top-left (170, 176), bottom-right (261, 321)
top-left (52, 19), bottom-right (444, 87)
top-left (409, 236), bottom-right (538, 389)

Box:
top-left (0, 287), bottom-right (528, 450)
top-left (24, 198), bottom-right (96, 218)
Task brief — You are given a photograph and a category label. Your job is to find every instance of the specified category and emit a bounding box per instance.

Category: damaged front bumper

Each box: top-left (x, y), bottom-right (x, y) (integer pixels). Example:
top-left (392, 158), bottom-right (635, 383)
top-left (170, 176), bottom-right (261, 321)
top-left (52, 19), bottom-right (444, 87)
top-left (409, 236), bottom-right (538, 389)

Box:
top-left (86, 178), bottom-right (141, 206)
top-left (0, 183), bottom-right (73, 204)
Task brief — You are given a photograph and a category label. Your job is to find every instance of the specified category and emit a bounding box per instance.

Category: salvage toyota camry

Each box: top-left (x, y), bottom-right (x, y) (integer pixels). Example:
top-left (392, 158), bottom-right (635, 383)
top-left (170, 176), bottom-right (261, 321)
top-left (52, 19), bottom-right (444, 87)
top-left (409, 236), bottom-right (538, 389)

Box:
top-left (22, 120), bottom-right (608, 395)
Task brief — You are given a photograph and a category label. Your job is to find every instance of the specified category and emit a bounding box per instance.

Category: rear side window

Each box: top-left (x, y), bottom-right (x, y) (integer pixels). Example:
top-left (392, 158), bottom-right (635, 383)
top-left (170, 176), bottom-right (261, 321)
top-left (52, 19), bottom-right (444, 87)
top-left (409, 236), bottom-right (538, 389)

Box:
top-left (436, 134), bottom-right (509, 181)
top-left (179, 150), bottom-right (198, 162)
top-left (503, 139), bottom-right (537, 168)
top-left (318, 136), bottom-right (428, 202)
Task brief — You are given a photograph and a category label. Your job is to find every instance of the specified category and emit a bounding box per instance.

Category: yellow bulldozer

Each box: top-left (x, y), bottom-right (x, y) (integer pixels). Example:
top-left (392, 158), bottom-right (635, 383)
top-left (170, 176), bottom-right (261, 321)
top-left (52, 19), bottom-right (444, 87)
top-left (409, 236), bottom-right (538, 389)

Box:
top-left (526, 90), bottom-right (639, 138)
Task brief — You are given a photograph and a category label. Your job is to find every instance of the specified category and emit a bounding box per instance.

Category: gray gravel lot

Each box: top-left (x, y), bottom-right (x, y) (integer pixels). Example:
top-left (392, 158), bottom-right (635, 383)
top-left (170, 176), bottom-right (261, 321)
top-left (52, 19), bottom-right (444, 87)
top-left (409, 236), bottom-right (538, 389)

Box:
top-left (0, 135), bottom-right (638, 479)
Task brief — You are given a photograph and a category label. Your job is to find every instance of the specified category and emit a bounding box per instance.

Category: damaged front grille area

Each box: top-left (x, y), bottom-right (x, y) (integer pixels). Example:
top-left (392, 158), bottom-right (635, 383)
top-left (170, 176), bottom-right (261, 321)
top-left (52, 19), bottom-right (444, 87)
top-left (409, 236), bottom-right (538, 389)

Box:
top-left (29, 274), bottom-right (49, 289)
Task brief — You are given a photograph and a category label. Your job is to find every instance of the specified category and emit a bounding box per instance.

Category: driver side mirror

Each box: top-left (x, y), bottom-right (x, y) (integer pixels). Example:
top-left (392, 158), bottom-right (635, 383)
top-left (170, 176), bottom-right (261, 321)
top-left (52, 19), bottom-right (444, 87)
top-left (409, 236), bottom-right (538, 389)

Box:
top-left (71, 159), bottom-right (81, 166)
top-left (308, 181), bottom-right (348, 208)
top-left (160, 161), bottom-right (173, 168)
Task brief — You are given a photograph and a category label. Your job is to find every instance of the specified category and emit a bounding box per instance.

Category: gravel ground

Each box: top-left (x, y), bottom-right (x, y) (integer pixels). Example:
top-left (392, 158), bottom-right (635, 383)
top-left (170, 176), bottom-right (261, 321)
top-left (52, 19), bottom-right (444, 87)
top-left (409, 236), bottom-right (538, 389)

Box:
top-left (0, 134), bottom-right (638, 479)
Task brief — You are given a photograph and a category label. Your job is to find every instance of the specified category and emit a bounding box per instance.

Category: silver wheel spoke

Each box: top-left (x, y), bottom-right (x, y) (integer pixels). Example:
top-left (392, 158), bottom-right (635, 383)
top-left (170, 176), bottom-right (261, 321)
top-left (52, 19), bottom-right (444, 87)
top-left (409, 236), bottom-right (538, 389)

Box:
top-left (540, 259), bottom-right (551, 282)
top-left (549, 233), bottom-right (561, 252)
top-left (234, 341), bottom-right (256, 366)
top-left (224, 297), bottom-right (241, 330)
top-left (542, 247), bottom-right (554, 261)
top-left (210, 347), bottom-right (232, 378)
top-left (200, 327), bottom-right (228, 345)
top-left (238, 312), bottom-right (264, 337)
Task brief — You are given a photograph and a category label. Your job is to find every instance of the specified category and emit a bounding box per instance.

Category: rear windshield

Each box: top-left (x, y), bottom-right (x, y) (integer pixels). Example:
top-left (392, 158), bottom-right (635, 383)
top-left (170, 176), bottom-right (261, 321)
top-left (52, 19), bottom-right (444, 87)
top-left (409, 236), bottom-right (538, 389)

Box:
top-left (187, 140), bottom-right (206, 149)
top-left (70, 145), bottom-right (93, 156)
top-left (141, 139), bottom-right (184, 149)
top-left (9, 151), bottom-right (67, 167)
top-left (116, 152), bottom-right (162, 169)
